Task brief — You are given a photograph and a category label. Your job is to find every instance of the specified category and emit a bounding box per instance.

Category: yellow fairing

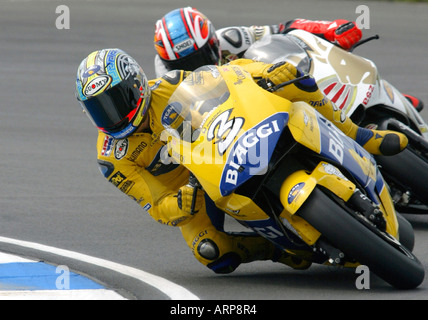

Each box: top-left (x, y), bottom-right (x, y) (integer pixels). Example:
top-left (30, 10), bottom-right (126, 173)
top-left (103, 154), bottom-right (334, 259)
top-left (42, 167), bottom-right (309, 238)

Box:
top-left (216, 193), bottom-right (271, 222)
top-left (277, 162), bottom-right (355, 245)
top-left (377, 183), bottom-right (399, 237)
top-left (287, 101), bottom-right (322, 153)
top-left (164, 64), bottom-right (399, 249)
top-left (165, 65), bottom-right (292, 202)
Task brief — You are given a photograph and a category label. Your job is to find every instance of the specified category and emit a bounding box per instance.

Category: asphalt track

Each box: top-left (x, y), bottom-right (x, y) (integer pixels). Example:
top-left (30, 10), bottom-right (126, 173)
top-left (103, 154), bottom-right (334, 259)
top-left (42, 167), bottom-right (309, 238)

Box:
top-left (1, 0), bottom-right (428, 301)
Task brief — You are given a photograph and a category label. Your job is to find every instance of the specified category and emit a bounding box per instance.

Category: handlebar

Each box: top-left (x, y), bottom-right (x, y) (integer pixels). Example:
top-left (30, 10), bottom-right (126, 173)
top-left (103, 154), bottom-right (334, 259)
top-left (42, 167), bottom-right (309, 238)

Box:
top-left (267, 73), bottom-right (311, 92)
top-left (349, 34), bottom-right (379, 52)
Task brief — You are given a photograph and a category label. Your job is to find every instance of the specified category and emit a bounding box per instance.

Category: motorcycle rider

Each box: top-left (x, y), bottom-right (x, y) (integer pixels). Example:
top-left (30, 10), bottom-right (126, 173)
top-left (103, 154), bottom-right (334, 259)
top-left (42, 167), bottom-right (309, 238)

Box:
top-left (154, 7), bottom-right (363, 77)
top-left (75, 48), bottom-right (407, 274)
top-left (153, 6), bottom-right (424, 110)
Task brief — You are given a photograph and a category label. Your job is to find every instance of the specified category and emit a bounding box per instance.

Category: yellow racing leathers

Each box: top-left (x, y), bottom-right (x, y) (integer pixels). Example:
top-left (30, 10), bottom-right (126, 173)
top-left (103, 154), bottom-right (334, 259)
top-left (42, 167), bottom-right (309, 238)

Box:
top-left (95, 67), bottom-right (311, 274)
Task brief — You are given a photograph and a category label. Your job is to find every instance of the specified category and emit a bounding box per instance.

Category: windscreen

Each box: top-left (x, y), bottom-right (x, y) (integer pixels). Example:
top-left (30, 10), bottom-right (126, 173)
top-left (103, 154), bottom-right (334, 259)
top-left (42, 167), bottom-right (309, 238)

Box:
top-left (162, 65), bottom-right (230, 142)
top-left (244, 34), bottom-right (311, 73)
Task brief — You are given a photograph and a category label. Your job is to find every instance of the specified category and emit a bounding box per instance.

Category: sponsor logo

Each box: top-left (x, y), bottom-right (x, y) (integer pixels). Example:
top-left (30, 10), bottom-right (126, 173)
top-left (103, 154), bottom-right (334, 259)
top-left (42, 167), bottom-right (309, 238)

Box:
top-left (143, 203), bottom-right (152, 212)
top-left (288, 182), bottom-right (305, 204)
top-left (173, 39), bottom-right (195, 53)
top-left (119, 180), bottom-right (135, 193)
top-left (115, 139), bottom-right (129, 160)
top-left (128, 141), bottom-right (148, 162)
top-left (109, 171), bottom-right (126, 186)
top-left (219, 112), bottom-right (288, 196)
top-left (82, 65), bottom-right (101, 78)
top-left (101, 136), bottom-right (114, 157)
top-left (161, 102), bottom-right (182, 127)
top-left (84, 75), bottom-right (111, 97)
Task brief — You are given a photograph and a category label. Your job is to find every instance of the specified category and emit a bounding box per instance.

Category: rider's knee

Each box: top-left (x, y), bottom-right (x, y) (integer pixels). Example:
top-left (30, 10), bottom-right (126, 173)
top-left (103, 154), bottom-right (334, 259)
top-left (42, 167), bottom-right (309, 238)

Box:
top-left (193, 234), bottom-right (242, 274)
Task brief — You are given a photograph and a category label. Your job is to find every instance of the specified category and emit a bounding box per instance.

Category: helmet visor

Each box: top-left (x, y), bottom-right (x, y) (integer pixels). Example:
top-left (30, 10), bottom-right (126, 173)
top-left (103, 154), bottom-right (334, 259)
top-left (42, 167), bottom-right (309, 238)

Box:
top-left (80, 76), bottom-right (143, 132)
top-left (163, 38), bottom-right (221, 72)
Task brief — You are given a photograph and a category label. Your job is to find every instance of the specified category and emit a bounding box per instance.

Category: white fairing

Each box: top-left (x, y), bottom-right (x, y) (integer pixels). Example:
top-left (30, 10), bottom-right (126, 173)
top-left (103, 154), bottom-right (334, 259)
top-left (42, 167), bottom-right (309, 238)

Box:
top-left (245, 29), bottom-right (428, 138)
top-left (288, 30), bottom-right (428, 138)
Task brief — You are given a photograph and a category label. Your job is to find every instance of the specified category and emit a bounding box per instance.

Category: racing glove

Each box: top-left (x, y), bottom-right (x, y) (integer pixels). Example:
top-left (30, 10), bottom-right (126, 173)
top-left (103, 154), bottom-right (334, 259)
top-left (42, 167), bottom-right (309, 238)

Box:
top-left (157, 185), bottom-right (205, 227)
top-left (325, 20), bottom-right (362, 50)
top-left (177, 185), bottom-right (205, 216)
top-left (284, 19), bottom-right (362, 50)
top-left (257, 60), bottom-right (320, 101)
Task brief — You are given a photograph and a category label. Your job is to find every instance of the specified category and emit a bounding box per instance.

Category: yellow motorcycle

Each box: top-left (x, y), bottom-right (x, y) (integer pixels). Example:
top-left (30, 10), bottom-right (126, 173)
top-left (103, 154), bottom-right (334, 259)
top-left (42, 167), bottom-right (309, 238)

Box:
top-left (161, 64), bottom-right (424, 289)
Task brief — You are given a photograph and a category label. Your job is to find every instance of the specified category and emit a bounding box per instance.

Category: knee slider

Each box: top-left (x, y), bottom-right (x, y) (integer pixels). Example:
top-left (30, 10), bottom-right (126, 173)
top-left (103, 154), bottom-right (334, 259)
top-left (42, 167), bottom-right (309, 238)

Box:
top-left (197, 239), bottom-right (241, 274)
top-left (197, 239), bottom-right (220, 261)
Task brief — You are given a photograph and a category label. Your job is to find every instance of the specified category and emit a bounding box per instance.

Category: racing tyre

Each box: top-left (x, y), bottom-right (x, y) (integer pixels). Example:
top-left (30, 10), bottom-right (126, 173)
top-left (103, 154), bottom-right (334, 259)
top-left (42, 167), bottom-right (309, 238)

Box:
top-left (297, 187), bottom-right (424, 289)
top-left (396, 212), bottom-right (414, 252)
top-left (375, 147), bottom-right (428, 208)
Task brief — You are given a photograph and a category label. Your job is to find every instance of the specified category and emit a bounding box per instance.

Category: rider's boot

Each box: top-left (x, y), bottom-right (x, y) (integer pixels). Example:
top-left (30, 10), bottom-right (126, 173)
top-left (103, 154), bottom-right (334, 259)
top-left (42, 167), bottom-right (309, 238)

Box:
top-left (271, 247), bottom-right (312, 270)
top-left (229, 233), bottom-right (312, 270)
top-left (181, 205), bottom-right (312, 274)
top-left (233, 234), bottom-right (312, 270)
top-left (316, 98), bottom-right (408, 156)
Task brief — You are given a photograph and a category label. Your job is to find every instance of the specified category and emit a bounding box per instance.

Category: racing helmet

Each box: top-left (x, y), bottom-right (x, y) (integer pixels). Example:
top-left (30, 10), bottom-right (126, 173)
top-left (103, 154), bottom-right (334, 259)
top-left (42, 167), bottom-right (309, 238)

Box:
top-left (75, 49), bottom-right (150, 139)
top-left (154, 7), bottom-right (221, 71)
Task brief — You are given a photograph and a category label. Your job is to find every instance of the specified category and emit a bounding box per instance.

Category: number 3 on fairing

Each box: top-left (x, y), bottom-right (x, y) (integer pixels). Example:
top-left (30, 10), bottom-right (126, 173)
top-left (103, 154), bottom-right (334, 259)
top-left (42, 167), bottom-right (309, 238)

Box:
top-left (207, 109), bottom-right (244, 155)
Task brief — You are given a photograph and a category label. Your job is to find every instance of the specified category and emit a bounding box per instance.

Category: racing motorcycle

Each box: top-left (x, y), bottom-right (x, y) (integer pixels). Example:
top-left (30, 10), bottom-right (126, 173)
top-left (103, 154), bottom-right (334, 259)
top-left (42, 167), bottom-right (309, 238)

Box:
top-left (244, 29), bottom-right (428, 215)
top-left (160, 64), bottom-right (424, 289)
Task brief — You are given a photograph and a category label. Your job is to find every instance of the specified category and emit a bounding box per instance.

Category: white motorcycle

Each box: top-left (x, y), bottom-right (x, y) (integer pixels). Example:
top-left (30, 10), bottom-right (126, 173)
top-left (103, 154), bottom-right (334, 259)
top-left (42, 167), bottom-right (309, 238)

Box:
top-left (244, 29), bottom-right (428, 215)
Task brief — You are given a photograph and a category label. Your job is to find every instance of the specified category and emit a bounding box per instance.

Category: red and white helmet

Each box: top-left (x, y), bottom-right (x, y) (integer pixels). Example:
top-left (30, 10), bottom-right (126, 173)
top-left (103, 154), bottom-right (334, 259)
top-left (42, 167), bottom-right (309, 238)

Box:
top-left (154, 7), bottom-right (221, 71)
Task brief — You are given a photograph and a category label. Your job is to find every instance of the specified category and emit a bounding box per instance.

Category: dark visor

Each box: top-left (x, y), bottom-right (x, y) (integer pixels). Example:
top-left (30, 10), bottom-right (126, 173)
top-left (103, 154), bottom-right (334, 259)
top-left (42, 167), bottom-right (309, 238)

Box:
top-left (163, 39), bottom-right (220, 72)
top-left (81, 76), bottom-right (142, 131)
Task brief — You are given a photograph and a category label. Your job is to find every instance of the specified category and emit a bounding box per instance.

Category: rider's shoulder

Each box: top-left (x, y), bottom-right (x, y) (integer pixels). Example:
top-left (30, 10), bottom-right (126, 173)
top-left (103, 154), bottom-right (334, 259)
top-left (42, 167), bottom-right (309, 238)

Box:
top-left (216, 26), bottom-right (254, 55)
top-left (96, 131), bottom-right (151, 163)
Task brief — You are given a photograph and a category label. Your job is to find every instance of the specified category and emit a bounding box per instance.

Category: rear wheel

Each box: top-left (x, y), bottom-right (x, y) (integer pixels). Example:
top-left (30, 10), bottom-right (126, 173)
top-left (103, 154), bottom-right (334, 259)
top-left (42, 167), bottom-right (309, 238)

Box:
top-left (297, 187), bottom-right (424, 289)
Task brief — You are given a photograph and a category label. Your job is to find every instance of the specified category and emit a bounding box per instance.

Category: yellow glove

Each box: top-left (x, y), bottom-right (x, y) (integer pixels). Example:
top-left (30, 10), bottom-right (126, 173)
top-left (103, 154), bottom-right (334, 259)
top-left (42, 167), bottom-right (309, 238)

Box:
top-left (229, 59), bottom-right (309, 98)
top-left (157, 185), bottom-right (205, 227)
top-left (177, 185), bottom-right (205, 216)
top-left (258, 61), bottom-right (298, 89)
top-left (258, 61), bottom-right (324, 103)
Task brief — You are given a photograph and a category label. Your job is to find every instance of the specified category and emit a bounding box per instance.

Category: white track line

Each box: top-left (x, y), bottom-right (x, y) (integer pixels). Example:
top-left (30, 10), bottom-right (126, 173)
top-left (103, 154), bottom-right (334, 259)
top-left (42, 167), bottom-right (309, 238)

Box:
top-left (0, 236), bottom-right (199, 300)
top-left (0, 289), bottom-right (126, 300)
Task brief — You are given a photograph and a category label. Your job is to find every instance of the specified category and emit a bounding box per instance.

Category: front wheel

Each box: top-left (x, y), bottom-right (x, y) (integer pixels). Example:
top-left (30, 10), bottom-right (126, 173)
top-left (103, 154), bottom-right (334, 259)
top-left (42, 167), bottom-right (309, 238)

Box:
top-left (297, 187), bottom-right (424, 289)
top-left (375, 147), bottom-right (428, 212)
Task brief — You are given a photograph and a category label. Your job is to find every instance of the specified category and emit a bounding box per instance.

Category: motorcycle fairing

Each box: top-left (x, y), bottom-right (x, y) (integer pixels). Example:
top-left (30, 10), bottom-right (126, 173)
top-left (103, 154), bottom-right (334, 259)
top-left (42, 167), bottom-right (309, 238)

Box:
top-left (244, 30), bottom-right (428, 138)
top-left (287, 101), bottom-right (382, 203)
top-left (163, 65), bottom-right (294, 201)
top-left (219, 112), bottom-right (289, 196)
top-left (240, 216), bottom-right (311, 251)
top-left (163, 64), bottom-right (394, 238)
